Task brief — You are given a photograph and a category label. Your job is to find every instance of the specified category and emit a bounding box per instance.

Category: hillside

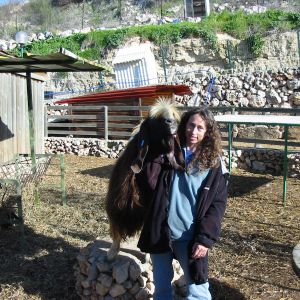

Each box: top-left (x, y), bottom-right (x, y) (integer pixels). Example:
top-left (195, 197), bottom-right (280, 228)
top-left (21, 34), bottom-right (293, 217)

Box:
top-left (0, 0), bottom-right (299, 41)
top-left (0, 0), bottom-right (183, 40)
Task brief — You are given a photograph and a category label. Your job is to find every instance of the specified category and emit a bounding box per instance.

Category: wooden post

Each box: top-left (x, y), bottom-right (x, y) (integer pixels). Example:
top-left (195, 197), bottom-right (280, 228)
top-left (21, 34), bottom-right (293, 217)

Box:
top-left (104, 106), bottom-right (108, 141)
top-left (26, 71), bottom-right (37, 170)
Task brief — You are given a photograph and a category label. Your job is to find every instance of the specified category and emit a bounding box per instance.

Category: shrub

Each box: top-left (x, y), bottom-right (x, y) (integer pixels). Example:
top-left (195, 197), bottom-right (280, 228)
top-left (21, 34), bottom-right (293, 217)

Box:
top-left (246, 33), bottom-right (264, 57)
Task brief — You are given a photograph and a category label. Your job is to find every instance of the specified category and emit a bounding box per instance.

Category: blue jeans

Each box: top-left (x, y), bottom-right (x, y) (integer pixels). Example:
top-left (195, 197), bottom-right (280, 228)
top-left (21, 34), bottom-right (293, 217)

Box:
top-left (150, 241), bottom-right (211, 300)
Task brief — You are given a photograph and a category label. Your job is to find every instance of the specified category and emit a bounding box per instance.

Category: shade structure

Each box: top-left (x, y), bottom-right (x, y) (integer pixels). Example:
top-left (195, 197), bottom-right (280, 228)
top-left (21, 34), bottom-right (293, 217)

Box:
top-left (0, 47), bottom-right (108, 73)
top-left (56, 84), bottom-right (192, 104)
top-left (0, 48), bottom-right (108, 168)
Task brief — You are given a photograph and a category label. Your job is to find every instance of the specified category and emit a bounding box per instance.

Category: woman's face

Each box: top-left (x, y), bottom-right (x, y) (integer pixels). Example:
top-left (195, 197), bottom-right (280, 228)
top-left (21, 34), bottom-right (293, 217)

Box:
top-left (185, 113), bottom-right (207, 150)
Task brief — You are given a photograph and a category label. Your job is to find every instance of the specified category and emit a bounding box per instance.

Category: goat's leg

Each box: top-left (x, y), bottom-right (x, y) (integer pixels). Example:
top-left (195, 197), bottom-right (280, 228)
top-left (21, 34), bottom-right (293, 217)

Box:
top-left (107, 237), bottom-right (121, 261)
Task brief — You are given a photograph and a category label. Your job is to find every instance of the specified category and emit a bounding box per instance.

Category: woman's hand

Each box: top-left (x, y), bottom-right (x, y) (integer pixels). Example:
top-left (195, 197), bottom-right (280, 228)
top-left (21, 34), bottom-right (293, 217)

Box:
top-left (191, 243), bottom-right (208, 258)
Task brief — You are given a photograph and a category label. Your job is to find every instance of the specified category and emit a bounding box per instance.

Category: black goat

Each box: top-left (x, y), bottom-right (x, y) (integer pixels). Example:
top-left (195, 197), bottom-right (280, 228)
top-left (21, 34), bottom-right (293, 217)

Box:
top-left (105, 99), bottom-right (184, 261)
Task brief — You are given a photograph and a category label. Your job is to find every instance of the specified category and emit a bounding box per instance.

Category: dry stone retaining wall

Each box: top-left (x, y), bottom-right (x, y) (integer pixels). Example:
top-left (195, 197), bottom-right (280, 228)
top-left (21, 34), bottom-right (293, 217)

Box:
top-left (44, 137), bottom-right (300, 178)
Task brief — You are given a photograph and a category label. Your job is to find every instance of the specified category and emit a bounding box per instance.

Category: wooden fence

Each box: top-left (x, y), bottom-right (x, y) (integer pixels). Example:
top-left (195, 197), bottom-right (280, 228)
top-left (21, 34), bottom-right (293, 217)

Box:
top-left (46, 105), bottom-right (300, 150)
top-left (0, 73), bottom-right (45, 164)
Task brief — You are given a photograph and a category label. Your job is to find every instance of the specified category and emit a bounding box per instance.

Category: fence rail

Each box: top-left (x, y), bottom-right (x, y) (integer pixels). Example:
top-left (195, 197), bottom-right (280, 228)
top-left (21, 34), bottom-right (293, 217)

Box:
top-left (46, 105), bottom-right (300, 149)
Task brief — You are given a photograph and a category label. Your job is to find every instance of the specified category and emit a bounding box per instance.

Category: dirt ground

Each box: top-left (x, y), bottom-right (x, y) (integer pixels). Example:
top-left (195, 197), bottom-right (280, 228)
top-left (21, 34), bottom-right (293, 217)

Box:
top-left (0, 155), bottom-right (299, 300)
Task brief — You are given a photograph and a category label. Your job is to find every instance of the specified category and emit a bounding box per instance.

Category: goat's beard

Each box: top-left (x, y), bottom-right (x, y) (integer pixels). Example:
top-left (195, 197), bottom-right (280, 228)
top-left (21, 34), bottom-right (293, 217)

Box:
top-left (160, 136), bottom-right (175, 153)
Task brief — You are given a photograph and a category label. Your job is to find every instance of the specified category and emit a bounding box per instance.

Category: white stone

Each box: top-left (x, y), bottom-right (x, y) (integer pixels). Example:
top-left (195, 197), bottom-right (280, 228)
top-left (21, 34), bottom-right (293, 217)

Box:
top-left (37, 33), bottom-right (45, 40)
top-left (248, 95), bottom-right (266, 107)
top-left (266, 89), bottom-right (281, 104)
top-left (137, 275), bottom-right (147, 288)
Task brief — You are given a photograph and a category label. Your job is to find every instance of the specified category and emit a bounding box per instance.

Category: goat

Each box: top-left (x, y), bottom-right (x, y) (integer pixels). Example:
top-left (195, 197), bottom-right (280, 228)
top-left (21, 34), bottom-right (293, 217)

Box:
top-left (105, 99), bottom-right (184, 261)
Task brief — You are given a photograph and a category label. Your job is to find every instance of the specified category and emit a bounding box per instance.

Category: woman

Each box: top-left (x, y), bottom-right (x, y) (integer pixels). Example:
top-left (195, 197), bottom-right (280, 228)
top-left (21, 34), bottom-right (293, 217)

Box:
top-left (138, 107), bottom-right (228, 300)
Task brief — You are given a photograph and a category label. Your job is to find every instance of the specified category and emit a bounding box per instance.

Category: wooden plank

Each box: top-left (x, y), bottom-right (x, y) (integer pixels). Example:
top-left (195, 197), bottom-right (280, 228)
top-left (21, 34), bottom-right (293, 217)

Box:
top-left (48, 105), bottom-right (105, 110)
top-left (108, 123), bottom-right (136, 129)
top-left (108, 131), bottom-right (132, 137)
top-left (49, 115), bottom-right (104, 120)
top-left (48, 122), bottom-right (136, 129)
top-left (47, 130), bottom-right (101, 136)
top-left (47, 122), bottom-right (102, 128)
top-left (108, 106), bottom-right (149, 111)
top-left (108, 116), bottom-right (142, 121)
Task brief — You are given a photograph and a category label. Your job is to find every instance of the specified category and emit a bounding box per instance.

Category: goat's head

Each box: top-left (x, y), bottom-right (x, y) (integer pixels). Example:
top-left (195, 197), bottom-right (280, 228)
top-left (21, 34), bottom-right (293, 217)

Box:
top-left (131, 98), bottom-right (184, 173)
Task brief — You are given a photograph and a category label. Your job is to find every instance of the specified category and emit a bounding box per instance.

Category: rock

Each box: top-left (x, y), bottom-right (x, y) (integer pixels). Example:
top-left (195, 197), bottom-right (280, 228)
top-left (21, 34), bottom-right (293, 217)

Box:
top-left (135, 287), bottom-right (151, 300)
top-left (129, 261), bottom-right (142, 281)
top-left (266, 89), bottom-right (281, 104)
top-left (129, 282), bottom-right (140, 295)
top-left (290, 92), bottom-right (300, 106)
top-left (96, 282), bottom-right (110, 296)
top-left (77, 255), bottom-right (90, 275)
top-left (112, 261), bottom-right (130, 284)
top-left (37, 33), bottom-right (46, 40)
top-left (287, 79), bottom-right (300, 90)
top-left (97, 274), bottom-right (113, 288)
top-left (248, 95), bottom-right (266, 107)
top-left (137, 275), bottom-right (147, 288)
top-left (81, 279), bottom-right (91, 289)
top-left (109, 283), bottom-right (126, 298)
top-left (96, 262), bottom-right (111, 273)
top-left (252, 161), bottom-right (266, 172)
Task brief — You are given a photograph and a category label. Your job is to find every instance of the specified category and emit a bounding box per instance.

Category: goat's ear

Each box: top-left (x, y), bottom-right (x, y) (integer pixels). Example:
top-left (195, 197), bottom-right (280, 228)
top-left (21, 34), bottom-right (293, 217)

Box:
top-left (131, 143), bottom-right (149, 173)
top-left (131, 120), bottom-right (150, 174)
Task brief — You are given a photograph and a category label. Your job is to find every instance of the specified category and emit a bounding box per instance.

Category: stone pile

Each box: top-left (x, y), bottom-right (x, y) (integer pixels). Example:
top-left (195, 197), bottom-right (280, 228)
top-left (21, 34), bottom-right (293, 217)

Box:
top-left (74, 240), bottom-right (187, 300)
top-left (45, 138), bottom-right (126, 159)
top-left (223, 148), bottom-right (300, 178)
top-left (235, 149), bottom-right (284, 175)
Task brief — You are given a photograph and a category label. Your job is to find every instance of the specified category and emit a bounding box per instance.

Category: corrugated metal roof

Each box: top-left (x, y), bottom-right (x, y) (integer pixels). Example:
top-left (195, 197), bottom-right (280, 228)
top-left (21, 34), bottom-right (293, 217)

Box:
top-left (56, 84), bottom-right (192, 104)
top-left (0, 48), bottom-right (108, 73)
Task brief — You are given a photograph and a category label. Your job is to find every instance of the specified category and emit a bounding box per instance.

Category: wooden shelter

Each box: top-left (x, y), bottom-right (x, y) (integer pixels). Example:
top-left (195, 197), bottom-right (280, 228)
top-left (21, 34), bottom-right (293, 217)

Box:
top-left (0, 48), bottom-right (107, 164)
top-left (51, 84), bottom-right (192, 139)
top-left (0, 51), bottom-right (46, 164)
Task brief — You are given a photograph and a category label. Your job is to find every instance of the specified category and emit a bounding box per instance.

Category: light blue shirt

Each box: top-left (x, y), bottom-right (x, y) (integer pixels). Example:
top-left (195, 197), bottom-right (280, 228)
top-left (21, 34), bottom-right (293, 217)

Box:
top-left (168, 149), bottom-right (209, 241)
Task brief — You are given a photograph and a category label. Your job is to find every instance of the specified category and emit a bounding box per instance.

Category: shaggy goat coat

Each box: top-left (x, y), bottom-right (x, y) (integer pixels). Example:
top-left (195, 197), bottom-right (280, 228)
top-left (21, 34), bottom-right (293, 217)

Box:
top-left (105, 101), bottom-right (184, 244)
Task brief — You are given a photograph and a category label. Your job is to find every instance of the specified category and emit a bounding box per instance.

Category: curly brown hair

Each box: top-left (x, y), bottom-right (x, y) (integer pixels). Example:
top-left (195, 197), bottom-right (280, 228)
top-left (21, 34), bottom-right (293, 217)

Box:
top-left (177, 107), bottom-right (222, 170)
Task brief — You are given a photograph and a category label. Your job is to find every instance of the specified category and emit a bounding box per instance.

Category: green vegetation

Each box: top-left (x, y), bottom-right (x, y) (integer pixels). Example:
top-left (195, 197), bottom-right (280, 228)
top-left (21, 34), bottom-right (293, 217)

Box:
top-left (246, 33), bottom-right (265, 57)
top-left (11, 9), bottom-right (300, 60)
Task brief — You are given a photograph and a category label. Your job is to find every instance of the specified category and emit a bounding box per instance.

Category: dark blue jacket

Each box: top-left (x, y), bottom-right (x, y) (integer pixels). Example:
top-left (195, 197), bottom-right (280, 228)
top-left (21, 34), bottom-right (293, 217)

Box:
top-left (137, 157), bottom-right (228, 284)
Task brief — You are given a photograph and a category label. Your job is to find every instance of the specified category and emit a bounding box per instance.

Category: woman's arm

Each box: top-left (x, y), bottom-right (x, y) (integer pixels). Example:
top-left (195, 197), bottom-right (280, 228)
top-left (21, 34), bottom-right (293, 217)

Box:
top-left (194, 171), bottom-right (228, 249)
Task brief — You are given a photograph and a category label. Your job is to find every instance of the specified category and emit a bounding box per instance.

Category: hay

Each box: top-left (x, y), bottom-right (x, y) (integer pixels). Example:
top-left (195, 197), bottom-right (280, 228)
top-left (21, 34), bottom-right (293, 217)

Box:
top-left (0, 155), bottom-right (299, 299)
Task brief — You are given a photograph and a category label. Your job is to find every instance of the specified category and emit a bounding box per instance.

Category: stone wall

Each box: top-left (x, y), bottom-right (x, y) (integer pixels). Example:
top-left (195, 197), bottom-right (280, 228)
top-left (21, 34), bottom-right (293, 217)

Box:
top-left (47, 66), bottom-right (300, 141)
top-left (42, 29), bottom-right (300, 98)
top-left (44, 137), bottom-right (300, 178)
